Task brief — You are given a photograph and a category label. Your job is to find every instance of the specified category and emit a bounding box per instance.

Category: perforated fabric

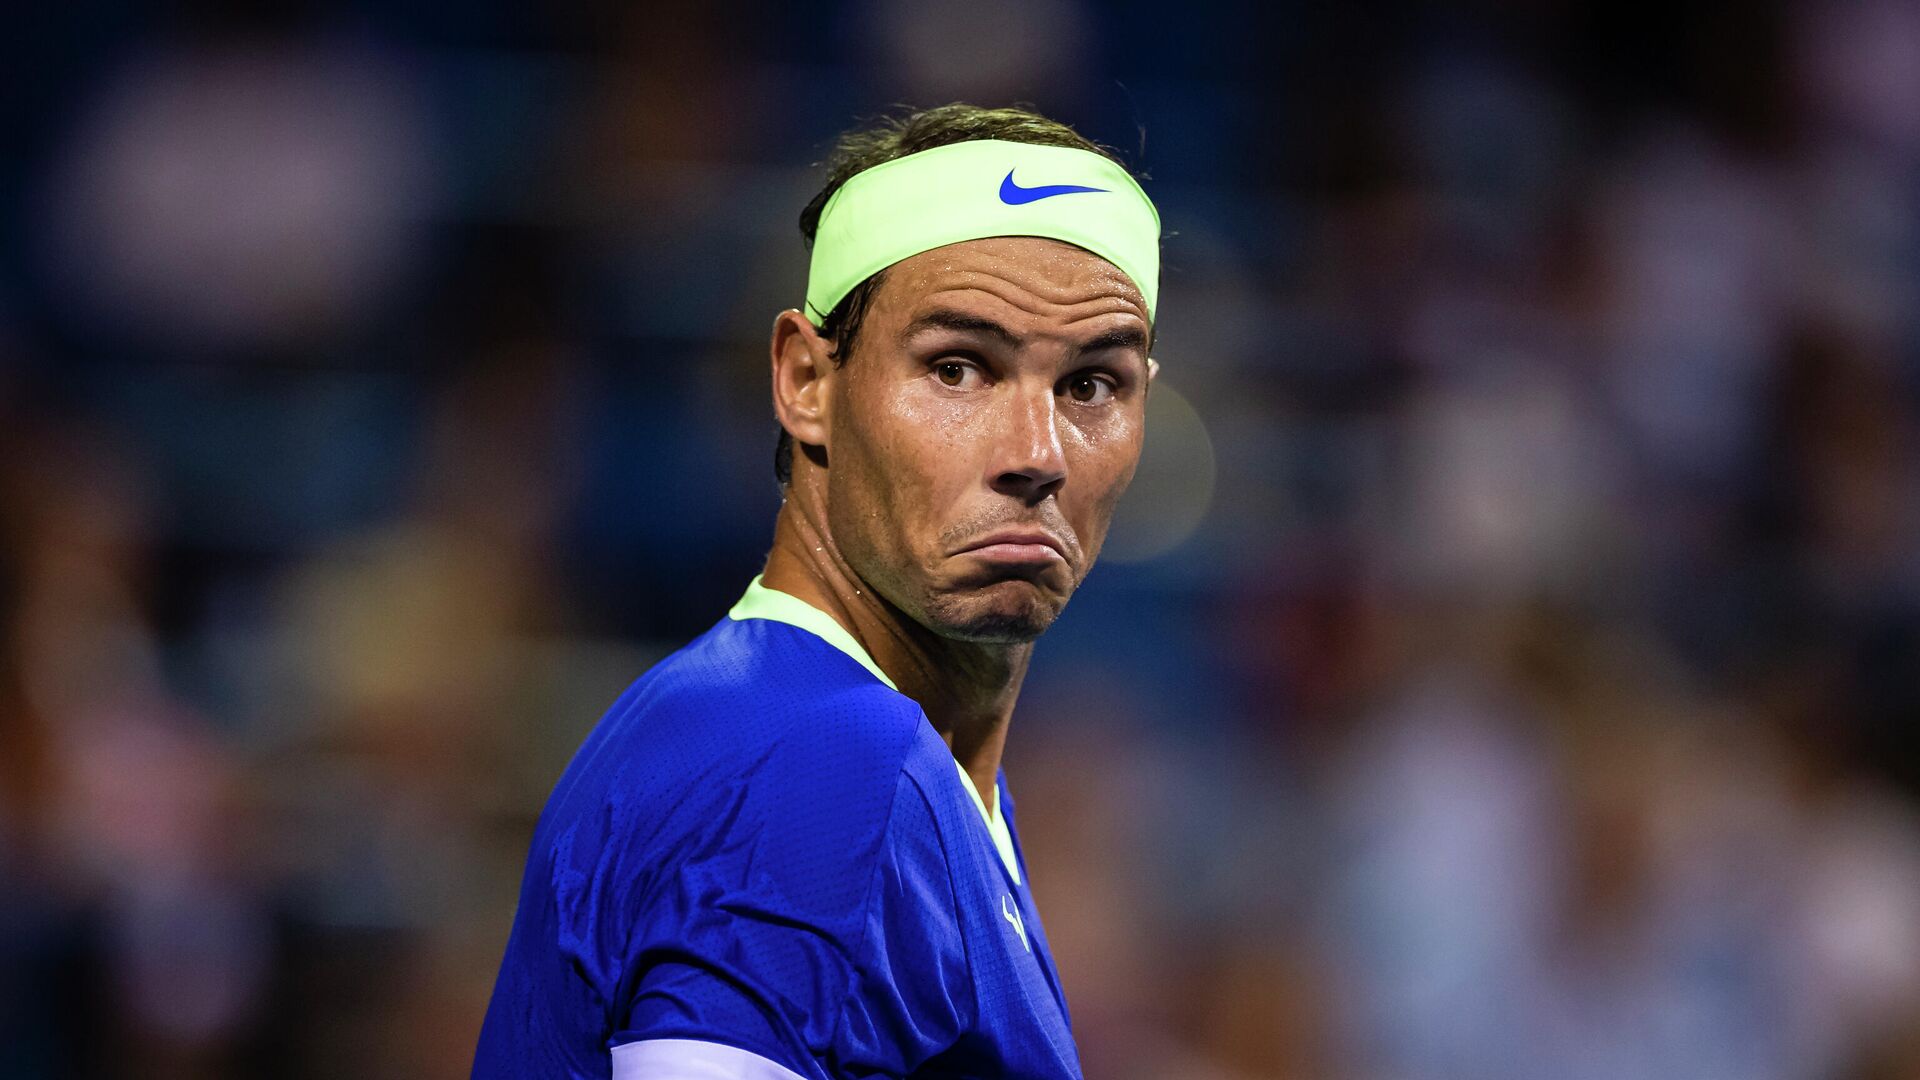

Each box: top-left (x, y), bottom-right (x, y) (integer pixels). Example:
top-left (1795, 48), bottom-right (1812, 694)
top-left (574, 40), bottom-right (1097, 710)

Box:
top-left (473, 589), bottom-right (1079, 1079)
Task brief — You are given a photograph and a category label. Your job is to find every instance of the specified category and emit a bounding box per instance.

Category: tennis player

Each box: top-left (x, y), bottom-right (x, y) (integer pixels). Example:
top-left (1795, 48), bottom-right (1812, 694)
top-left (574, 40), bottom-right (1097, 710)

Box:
top-left (474, 103), bottom-right (1161, 1079)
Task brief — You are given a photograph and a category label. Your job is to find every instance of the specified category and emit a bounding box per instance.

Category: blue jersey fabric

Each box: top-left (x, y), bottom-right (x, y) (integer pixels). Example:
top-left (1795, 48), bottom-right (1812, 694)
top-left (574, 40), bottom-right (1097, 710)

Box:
top-left (474, 598), bottom-right (1080, 1079)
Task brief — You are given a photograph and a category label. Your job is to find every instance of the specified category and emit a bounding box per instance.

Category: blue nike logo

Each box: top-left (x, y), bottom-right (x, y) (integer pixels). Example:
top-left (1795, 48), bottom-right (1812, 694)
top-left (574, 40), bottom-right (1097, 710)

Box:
top-left (998, 169), bottom-right (1108, 205)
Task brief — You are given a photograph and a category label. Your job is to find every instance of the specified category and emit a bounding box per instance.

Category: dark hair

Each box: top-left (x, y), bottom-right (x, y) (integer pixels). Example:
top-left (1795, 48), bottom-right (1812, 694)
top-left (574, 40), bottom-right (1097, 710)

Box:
top-left (774, 103), bottom-right (1130, 486)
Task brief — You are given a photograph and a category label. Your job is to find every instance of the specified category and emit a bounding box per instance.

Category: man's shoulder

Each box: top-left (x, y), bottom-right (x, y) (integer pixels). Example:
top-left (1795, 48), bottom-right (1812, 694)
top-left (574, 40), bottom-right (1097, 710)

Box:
top-left (481, 617), bottom-right (962, 1076)
top-left (629, 612), bottom-right (924, 751)
top-left (534, 614), bottom-right (932, 875)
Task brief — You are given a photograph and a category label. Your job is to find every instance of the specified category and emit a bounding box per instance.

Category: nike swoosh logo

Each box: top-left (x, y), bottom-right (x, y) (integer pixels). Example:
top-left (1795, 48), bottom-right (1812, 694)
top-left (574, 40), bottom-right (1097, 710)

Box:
top-left (1002, 893), bottom-right (1031, 952)
top-left (998, 169), bottom-right (1109, 205)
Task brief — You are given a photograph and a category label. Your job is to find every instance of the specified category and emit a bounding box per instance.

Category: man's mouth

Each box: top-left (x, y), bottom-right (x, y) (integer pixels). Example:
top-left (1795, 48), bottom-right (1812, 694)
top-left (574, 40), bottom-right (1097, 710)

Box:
top-left (955, 529), bottom-right (1068, 566)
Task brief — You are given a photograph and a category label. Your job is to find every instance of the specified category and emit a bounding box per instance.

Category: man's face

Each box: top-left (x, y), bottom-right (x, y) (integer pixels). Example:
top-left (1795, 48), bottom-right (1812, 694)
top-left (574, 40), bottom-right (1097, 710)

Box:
top-left (822, 235), bottom-right (1155, 643)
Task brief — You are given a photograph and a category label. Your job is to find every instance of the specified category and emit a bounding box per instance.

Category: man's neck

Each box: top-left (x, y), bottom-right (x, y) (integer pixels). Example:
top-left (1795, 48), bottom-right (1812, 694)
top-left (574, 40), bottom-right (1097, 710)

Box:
top-left (759, 495), bottom-right (1029, 805)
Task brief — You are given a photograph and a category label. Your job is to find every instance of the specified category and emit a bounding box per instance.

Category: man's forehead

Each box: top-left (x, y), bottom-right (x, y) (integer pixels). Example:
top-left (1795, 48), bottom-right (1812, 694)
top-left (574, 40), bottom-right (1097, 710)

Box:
top-left (883, 236), bottom-right (1149, 325)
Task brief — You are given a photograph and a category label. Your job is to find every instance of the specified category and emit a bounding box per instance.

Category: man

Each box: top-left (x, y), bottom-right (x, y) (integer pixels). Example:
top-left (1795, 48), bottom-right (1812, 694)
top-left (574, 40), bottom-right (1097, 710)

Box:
top-left (475, 103), bottom-right (1161, 1079)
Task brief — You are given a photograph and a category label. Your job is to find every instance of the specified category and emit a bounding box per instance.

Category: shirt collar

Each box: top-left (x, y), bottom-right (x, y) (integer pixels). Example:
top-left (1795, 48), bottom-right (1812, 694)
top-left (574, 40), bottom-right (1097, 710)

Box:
top-left (727, 574), bottom-right (898, 690)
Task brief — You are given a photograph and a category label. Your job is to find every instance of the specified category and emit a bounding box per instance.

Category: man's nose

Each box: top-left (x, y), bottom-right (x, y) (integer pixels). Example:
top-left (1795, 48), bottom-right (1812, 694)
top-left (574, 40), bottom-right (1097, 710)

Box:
top-left (989, 382), bottom-right (1067, 502)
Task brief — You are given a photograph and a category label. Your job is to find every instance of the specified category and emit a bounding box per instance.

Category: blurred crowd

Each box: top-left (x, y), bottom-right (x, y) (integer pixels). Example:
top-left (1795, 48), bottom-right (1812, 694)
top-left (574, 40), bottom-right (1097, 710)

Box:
top-left (3, 1), bottom-right (1919, 1078)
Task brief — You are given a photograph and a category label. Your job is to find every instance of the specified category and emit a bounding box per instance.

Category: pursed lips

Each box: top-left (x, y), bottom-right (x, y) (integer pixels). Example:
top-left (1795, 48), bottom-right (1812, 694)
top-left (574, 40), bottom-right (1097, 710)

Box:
top-left (955, 529), bottom-right (1071, 564)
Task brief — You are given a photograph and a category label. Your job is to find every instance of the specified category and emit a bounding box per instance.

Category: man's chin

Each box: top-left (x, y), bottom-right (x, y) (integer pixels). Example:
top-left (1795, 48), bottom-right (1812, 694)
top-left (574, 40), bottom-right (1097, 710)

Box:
top-left (941, 611), bottom-right (1051, 644)
top-left (922, 579), bottom-right (1063, 643)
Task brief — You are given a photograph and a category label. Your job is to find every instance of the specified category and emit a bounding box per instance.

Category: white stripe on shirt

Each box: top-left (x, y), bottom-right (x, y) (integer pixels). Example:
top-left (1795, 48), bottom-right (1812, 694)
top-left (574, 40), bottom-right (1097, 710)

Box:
top-left (611, 1039), bottom-right (811, 1080)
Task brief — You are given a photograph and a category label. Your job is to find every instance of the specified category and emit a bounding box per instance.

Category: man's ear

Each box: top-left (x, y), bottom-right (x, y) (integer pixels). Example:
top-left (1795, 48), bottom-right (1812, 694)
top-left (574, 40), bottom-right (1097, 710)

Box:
top-left (1146, 356), bottom-right (1160, 388)
top-left (770, 310), bottom-right (834, 448)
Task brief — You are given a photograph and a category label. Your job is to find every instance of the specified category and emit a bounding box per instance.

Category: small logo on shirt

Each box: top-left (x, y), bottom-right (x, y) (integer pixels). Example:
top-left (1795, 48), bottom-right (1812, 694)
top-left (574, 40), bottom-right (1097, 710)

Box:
top-left (1002, 893), bottom-right (1030, 952)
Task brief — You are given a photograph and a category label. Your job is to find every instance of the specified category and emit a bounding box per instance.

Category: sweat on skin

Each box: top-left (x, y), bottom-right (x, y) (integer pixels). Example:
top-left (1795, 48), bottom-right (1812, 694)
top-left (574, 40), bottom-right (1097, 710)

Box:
top-left (762, 234), bottom-right (1157, 803)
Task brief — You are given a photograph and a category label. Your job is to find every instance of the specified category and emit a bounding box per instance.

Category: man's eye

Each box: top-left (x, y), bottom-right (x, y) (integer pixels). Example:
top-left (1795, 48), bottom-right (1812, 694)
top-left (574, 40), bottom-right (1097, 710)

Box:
top-left (935, 360), bottom-right (974, 387)
top-left (1065, 373), bottom-right (1114, 404)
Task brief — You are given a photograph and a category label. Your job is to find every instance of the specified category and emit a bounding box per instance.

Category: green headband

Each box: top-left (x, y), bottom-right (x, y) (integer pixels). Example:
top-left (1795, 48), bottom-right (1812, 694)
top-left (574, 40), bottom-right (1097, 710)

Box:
top-left (805, 139), bottom-right (1161, 327)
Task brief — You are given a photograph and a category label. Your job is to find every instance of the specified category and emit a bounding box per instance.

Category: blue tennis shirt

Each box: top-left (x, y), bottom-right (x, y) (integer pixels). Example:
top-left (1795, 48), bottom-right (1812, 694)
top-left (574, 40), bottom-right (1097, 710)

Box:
top-left (474, 576), bottom-right (1080, 1079)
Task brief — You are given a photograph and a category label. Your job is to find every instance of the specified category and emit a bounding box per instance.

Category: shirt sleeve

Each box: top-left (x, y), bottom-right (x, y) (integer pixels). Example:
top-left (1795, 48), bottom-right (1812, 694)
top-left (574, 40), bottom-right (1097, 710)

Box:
top-left (610, 1038), bottom-right (809, 1079)
top-left (612, 768), bottom-right (974, 1079)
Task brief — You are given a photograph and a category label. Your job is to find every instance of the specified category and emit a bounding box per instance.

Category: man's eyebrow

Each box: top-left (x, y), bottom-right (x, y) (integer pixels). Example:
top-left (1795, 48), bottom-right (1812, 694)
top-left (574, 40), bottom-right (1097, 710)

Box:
top-left (1079, 325), bottom-right (1149, 355)
top-left (898, 309), bottom-right (1022, 349)
top-left (900, 309), bottom-right (1151, 357)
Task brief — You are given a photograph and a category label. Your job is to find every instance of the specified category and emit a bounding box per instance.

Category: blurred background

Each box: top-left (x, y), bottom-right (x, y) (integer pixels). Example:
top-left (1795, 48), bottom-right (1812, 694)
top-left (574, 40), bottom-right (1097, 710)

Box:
top-left (4, 0), bottom-right (1920, 1077)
